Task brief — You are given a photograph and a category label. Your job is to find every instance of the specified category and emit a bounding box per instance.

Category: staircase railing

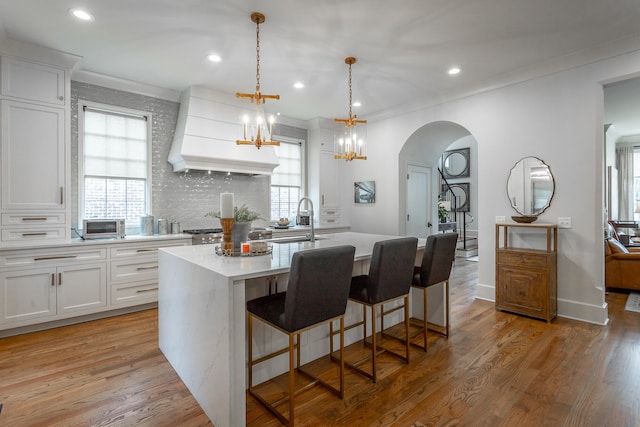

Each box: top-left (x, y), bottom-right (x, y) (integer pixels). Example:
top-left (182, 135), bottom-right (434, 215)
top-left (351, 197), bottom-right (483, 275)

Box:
top-left (438, 167), bottom-right (467, 250)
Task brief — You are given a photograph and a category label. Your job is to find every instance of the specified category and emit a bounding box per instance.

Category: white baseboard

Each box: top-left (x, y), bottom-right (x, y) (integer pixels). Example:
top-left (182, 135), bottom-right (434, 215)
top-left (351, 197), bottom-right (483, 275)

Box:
top-left (473, 283), bottom-right (609, 325)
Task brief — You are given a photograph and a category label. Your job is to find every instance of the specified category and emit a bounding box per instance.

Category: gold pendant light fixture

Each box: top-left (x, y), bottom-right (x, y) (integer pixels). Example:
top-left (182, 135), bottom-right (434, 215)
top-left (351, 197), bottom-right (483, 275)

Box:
top-left (334, 57), bottom-right (367, 161)
top-left (236, 12), bottom-right (280, 149)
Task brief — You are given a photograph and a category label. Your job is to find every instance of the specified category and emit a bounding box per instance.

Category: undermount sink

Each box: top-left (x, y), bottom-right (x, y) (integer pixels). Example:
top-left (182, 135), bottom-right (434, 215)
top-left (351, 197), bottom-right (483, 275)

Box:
top-left (269, 235), bottom-right (328, 244)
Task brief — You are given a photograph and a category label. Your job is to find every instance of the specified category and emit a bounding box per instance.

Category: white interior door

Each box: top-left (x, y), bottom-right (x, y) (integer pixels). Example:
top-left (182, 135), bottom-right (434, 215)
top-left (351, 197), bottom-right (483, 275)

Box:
top-left (407, 165), bottom-right (431, 238)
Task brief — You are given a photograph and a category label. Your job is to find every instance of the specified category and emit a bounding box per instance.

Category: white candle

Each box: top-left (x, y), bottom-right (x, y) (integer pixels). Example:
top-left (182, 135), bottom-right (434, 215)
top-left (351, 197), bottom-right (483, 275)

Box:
top-left (220, 193), bottom-right (234, 219)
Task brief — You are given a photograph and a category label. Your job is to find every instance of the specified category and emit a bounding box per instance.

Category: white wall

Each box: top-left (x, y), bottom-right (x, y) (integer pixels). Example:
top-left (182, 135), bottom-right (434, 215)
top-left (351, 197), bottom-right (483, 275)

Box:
top-left (342, 48), bottom-right (640, 325)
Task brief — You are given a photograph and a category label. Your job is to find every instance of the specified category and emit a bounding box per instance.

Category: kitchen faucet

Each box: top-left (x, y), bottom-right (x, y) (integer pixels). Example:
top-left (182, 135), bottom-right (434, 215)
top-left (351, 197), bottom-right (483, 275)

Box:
top-left (297, 197), bottom-right (315, 242)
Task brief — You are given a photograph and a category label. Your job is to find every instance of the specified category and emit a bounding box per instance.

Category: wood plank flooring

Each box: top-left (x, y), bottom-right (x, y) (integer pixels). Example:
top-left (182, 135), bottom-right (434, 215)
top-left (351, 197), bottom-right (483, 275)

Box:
top-left (1, 259), bottom-right (639, 426)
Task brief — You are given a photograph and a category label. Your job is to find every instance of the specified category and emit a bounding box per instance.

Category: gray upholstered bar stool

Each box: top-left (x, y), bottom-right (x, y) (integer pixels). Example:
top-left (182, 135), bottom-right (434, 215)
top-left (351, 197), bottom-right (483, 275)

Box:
top-left (333, 237), bottom-right (417, 383)
top-left (247, 245), bottom-right (356, 426)
top-left (410, 232), bottom-right (458, 351)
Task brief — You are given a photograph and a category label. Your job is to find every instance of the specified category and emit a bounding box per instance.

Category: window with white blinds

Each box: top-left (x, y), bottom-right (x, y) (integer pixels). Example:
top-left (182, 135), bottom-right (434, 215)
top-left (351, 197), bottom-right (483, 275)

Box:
top-left (79, 102), bottom-right (152, 228)
top-left (270, 138), bottom-right (304, 221)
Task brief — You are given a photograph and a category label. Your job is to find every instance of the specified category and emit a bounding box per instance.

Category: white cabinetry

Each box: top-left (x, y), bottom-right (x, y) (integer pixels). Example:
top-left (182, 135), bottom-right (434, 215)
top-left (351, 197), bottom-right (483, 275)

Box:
top-left (0, 247), bottom-right (107, 327)
top-left (0, 54), bottom-right (73, 244)
top-left (0, 236), bottom-right (191, 334)
top-left (308, 118), bottom-right (342, 226)
top-left (109, 240), bottom-right (190, 308)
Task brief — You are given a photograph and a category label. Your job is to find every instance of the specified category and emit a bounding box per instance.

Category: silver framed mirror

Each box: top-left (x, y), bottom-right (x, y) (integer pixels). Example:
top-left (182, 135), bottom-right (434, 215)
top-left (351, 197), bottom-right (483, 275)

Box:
top-left (442, 148), bottom-right (470, 179)
top-left (441, 182), bottom-right (470, 212)
top-left (507, 156), bottom-right (555, 216)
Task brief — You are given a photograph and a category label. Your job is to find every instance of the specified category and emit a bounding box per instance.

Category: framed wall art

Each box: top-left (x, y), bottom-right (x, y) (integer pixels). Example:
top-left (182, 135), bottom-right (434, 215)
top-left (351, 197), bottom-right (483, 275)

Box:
top-left (354, 181), bottom-right (375, 204)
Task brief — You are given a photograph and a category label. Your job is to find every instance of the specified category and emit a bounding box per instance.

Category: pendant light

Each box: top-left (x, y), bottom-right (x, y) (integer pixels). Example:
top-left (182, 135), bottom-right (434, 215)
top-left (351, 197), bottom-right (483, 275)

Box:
top-left (236, 12), bottom-right (280, 149)
top-left (334, 57), bottom-right (367, 161)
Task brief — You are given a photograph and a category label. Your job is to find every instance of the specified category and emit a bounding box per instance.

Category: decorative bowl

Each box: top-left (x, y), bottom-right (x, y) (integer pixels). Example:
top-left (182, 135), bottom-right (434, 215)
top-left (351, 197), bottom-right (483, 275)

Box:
top-left (511, 215), bottom-right (538, 223)
top-left (277, 218), bottom-right (290, 226)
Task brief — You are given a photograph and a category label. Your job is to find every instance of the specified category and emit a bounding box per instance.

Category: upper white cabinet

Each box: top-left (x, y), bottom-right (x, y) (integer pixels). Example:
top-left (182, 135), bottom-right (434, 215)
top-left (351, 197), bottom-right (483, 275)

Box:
top-left (0, 53), bottom-right (72, 244)
top-left (1, 100), bottom-right (66, 210)
top-left (1, 56), bottom-right (66, 106)
top-left (308, 118), bottom-right (342, 226)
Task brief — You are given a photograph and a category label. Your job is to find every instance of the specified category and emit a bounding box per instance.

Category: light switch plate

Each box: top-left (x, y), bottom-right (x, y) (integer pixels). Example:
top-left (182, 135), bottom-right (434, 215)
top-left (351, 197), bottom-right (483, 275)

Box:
top-left (558, 217), bottom-right (571, 228)
top-left (496, 216), bottom-right (506, 224)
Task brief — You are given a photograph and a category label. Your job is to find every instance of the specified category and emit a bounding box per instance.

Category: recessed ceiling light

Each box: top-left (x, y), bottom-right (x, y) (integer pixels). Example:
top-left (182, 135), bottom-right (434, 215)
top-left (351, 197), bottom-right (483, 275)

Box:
top-left (448, 67), bottom-right (461, 75)
top-left (352, 101), bottom-right (362, 107)
top-left (69, 8), bottom-right (95, 22)
top-left (207, 54), bottom-right (222, 63)
top-left (293, 82), bottom-right (304, 89)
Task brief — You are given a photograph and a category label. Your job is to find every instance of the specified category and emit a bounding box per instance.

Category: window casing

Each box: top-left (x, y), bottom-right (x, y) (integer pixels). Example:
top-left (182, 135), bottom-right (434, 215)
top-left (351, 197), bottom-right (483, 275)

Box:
top-left (78, 101), bottom-right (152, 233)
top-left (271, 136), bottom-right (305, 222)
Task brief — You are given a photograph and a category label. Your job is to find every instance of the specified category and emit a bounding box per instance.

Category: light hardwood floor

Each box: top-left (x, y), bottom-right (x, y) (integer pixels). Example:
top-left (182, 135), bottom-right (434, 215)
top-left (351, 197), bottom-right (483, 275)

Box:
top-left (1, 259), bottom-right (639, 426)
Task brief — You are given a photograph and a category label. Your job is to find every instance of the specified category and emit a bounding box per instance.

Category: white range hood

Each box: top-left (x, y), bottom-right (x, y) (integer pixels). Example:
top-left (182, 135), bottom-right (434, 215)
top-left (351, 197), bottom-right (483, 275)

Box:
top-left (168, 86), bottom-right (279, 175)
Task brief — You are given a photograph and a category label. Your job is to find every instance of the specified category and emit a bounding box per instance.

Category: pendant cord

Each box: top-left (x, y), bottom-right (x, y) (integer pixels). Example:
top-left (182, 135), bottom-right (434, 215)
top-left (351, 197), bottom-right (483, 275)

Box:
top-left (348, 63), bottom-right (353, 118)
top-left (255, 19), bottom-right (261, 92)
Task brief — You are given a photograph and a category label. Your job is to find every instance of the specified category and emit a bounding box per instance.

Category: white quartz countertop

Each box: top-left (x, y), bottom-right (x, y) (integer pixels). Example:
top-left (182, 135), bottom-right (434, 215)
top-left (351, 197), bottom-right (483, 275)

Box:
top-left (159, 232), bottom-right (426, 282)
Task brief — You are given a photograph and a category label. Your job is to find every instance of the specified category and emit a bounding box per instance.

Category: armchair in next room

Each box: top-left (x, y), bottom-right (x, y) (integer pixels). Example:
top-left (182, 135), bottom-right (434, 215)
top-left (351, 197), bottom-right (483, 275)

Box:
top-left (605, 238), bottom-right (640, 291)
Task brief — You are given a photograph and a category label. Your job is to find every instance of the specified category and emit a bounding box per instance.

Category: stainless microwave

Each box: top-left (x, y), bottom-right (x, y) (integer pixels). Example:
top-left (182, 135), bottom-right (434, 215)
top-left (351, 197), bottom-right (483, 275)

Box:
top-left (83, 219), bottom-right (125, 239)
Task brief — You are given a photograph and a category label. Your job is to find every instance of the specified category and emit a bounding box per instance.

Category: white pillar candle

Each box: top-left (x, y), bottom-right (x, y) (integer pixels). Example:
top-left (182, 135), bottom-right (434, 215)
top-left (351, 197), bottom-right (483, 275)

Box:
top-left (220, 193), bottom-right (234, 219)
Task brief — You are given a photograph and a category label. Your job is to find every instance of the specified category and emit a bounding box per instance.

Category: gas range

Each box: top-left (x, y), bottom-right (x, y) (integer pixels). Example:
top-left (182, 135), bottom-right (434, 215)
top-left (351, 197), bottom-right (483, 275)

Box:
top-left (183, 228), bottom-right (223, 245)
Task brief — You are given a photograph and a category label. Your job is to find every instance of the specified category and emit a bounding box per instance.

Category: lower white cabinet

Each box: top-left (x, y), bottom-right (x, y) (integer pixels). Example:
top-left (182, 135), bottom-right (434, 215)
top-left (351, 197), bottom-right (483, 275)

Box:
top-left (0, 262), bottom-right (106, 327)
top-left (0, 236), bottom-right (191, 333)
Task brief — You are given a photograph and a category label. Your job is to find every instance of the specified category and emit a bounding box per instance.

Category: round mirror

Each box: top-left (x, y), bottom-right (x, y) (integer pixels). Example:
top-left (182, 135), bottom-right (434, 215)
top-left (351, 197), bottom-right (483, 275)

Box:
top-left (444, 153), bottom-right (466, 176)
top-left (507, 157), bottom-right (554, 216)
top-left (442, 148), bottom-right (470, 178)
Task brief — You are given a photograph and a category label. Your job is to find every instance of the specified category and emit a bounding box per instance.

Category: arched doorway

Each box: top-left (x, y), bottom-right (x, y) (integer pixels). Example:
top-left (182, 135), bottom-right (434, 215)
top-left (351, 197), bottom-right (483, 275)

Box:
top-left (398, 120), bottom-right (478, 248)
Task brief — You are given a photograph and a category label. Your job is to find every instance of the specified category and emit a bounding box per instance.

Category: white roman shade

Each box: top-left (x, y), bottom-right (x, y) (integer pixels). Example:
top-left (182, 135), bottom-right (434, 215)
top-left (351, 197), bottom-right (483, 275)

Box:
top-left (271, 141), bottom-right (301, 187)
top-left (83, 107), bottom-right (148, 179)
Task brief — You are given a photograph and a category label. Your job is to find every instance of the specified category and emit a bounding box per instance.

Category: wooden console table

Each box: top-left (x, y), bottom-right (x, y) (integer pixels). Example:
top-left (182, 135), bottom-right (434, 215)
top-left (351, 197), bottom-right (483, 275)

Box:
top-left (495, 223), bottom-right (557, 322)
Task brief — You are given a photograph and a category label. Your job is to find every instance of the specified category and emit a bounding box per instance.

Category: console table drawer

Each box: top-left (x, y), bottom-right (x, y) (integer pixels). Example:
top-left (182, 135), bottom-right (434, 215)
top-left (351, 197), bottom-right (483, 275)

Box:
top-left (497, 251), bottom-right (549, 269)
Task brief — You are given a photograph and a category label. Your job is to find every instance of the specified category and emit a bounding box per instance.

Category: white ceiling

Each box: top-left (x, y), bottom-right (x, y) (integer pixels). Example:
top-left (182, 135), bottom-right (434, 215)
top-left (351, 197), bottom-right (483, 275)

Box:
top-left (1, 0), bottom-right (640, 122)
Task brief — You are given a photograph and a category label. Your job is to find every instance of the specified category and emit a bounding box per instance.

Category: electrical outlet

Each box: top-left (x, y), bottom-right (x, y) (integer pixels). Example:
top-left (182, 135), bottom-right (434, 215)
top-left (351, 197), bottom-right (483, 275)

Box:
top-left (495, 216), bottom-right (506, 224)
top-left (558, 217), bottom-right (571, 229)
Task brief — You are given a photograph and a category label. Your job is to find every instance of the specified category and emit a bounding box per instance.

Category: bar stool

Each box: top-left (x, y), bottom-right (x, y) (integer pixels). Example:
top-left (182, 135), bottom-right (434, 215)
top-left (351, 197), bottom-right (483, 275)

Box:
top-left (410, 232), bottom-right (458, 351)
top-left (334, 237), bottom-right (417, 383)
top-left (247, 245), bottom-right (356, 426)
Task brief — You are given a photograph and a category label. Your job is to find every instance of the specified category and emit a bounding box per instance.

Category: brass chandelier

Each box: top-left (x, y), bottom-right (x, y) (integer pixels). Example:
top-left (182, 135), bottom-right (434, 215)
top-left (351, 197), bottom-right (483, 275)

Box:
top-left (334, 57), bottom-right (367, 161)
top-left (236, 12), bottom-right (280, 149)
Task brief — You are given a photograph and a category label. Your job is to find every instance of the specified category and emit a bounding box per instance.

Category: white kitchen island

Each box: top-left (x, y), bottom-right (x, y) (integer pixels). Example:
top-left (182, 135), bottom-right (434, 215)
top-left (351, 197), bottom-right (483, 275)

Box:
top-left (158, 232), bottom-right (438, 426)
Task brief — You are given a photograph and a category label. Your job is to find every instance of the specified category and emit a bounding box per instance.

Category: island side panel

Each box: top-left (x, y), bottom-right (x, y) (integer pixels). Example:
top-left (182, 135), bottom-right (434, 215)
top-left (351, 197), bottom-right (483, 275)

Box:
top-left (158, 250), bottom-right (233, 427)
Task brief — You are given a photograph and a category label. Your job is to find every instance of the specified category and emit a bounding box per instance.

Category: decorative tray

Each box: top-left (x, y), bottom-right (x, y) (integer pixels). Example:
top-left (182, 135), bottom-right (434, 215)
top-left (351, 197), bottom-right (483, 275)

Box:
top-left (214, 244), bottom-right (273, 257)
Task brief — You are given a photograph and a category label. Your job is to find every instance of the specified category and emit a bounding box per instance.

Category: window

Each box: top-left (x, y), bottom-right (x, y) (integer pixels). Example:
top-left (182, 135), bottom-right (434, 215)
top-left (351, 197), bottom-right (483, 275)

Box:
top-left (79, 102), bottom-right (151, 231)
top-left (271, 137), bottom-right (304, 221)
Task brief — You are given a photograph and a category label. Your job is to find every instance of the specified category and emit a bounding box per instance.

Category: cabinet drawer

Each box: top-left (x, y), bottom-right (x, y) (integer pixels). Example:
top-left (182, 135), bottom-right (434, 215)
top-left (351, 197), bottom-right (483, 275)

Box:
top-left (0, 247), bottom-right (107, 268)
top-left (110, 258), bottom-right (159, 283)
top-left (320, 217), bottom-right (340, 226)
top-left (2, 213), bottom-right (66, 226)
top-left (320, 208), bottom-right (340, 217)
top-left (497, 251), bottom-right (548, 269)
top-left (110, 280), bottom-right (158, 307)
top-left (109, 240), bottom-right (190, 259)
top-left (1, 227), bottom-right (67, 243)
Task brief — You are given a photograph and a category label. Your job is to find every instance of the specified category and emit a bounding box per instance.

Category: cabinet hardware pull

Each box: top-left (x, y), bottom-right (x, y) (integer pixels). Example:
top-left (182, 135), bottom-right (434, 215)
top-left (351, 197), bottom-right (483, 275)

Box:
top-left (58, 272), bottom-right (62, 286)
top-left (136, 288), bottom-right (158, 294)
top-left (136, 265), bottom-right (158, 271)
top-left (22, 217), bottom-right (48, 221)
top-left (22, 232), bottom-right (47, 237)
top-left (322, 195), bottom-right (325, 206)
top-left (60, 187), bottom-right (64, 205)
top-left (51, 273), bottom-right (55, 287)
top-left (136, 248), bottom-right (158, 253)
top-left (34, 255), bottom-right (77, 261)
top-left (58, 95), bottom-right (64, 101)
